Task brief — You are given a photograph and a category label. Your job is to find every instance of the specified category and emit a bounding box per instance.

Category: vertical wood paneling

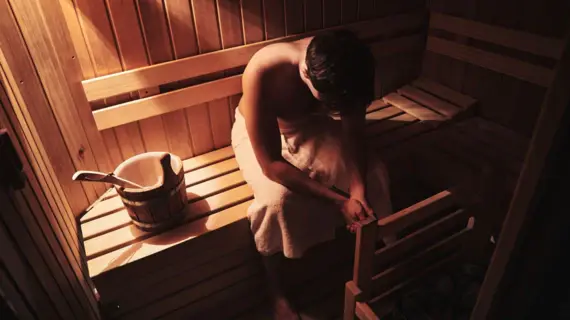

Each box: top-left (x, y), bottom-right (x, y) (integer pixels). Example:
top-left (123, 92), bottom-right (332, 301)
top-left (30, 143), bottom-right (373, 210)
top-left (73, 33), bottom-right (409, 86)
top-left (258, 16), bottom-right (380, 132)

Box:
top-left (304, 0), bottom-right (322, 31)
top-left (73, 0), bottom-right (139, 168)
top-left (5, 0), bottom-right (106, 208)
top-left (285, 0), bottom-right (304, 35)
top-left (358, 0), bottom-right (375, 20)
top-left (217, 0), bottom-right (245, 147)
top-left (187, 0), bottom-right (218, 155)
top-left (341, 0), bottom-right (358, 23)
top-left (164, 0), bottom-right (200, 158)
top-left (105, 1), bottom-right (149, 161)
top-left (241, 0), bottom-right (265, 43)
top-left (1, 79), bottom-right (98, 319)
top-left (264, 0), bottom-right (286, 39)
top-left (323, 0), bottom-right (342, 28)
top-left (136, 0), bottom-right (175, 154)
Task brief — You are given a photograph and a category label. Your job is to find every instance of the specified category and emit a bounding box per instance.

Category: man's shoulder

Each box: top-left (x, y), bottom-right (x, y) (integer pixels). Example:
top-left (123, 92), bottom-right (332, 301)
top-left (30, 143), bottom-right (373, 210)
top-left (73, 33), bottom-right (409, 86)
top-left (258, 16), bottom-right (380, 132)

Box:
top-left (247, 43), bottom-right (297, 70)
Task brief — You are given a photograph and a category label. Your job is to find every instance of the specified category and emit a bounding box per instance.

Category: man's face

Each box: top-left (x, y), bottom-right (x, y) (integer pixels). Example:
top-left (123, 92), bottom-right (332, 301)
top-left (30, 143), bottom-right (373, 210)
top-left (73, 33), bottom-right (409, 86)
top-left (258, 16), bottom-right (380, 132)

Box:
top-left (299, 61), bottom-right (323, 101)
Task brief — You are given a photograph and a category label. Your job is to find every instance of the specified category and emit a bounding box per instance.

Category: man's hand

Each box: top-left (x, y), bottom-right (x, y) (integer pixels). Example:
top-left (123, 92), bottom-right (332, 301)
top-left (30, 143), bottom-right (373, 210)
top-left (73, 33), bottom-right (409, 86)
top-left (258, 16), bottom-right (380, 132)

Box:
top-left (340, 198), bottom-right (369, 233)
top-left (351, 195), bottom-right (374, 217)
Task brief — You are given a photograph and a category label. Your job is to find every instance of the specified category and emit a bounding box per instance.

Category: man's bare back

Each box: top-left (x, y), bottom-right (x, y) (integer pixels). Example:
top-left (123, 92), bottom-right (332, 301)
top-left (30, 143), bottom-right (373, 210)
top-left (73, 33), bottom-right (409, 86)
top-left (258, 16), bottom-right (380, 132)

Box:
top-left (239, 38), bottom-right (319, 126)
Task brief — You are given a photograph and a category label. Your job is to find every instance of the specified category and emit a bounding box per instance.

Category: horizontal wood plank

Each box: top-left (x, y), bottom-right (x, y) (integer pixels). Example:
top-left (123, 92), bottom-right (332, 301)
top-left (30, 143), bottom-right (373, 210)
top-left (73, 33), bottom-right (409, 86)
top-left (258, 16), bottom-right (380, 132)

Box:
top-left (366, 113), bottom-right (417, 137)
top-left (365, 106), bottom-right (403, 122)
top-left (84, 184), bottom-right (253, 259)
top-left (383, 93), bottom-right (448, 123)
top-left (81, 170), bottom-right (246, 239)
top-left (369, 33), bottom-right (425, 57)
top-left (108, 248), bottom-right (259, 317)
top-left (398, 85), bottom-right (463, 118)
top-left (374, 209), bottom-right (468, 270)
top-left (93, 75), bottom-right (242, 130)
top-left (88, 200), bottom-right (253, 277)
top-left (120, 260), bottom-right (262, 320)
top-left (412, 77), bottom-right (477, 110)
top-left (371, 121), bottom-right (433, 150)
top-left (96, 147), bottom-right (236, 202)
top-left (427, 37), bottom-right (554, 87)
top-left (377, 189), bottom-right (456, 235)
top-left (367, 252), bottom-right (460, 307)
top-left (371, 227), bottom-right (470, 296)
top-left (82, 11), bottom-right (427, 101)
top-left (429, 12), bottom-right (564, 59)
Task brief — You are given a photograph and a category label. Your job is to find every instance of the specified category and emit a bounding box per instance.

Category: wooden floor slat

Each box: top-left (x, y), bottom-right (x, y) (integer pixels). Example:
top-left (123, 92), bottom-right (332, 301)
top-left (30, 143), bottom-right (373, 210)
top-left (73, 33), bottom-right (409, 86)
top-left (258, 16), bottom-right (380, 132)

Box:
top-left (398, 85), bottom-right (463, 118)
top-left (88, 200), bottom-right (253, 277)
top-left (412, 77), bottom-right (477, 110)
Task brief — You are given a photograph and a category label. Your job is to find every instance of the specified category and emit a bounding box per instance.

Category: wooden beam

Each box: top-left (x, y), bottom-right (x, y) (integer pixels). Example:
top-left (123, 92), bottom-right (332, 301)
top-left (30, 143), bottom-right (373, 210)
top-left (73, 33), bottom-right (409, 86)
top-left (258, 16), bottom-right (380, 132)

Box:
top-left (471, 34), bottom-right (570, 319)
top-left (427, 37), bottom-right (554, 87)
top-left (353, 217), bottom-right (378, 300)
top-left (429, 12), bottom-right (564, 59)
top-left (81, 11), bottom-right (427, 101)
top-left (377, 189), bottom-right (456, 235)
top-left (93, 75), bottom-right (242, 130)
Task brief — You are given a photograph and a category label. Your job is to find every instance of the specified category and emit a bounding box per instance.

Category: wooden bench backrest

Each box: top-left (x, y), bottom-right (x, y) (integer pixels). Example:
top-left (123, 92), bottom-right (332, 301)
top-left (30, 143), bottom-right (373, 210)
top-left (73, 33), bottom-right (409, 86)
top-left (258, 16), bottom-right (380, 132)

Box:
top-left (426, 12), bottom-right (564, 87)
top-left (83, 11), bottom-right (428, 131)
top-left (349, 186), bottom-right (476, 310)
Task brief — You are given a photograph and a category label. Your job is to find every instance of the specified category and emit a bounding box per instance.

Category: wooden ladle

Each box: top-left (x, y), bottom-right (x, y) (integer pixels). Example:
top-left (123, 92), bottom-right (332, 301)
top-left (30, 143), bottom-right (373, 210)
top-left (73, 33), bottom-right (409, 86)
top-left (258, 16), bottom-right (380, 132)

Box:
top-left (72, 171), bottom-right (144, 189)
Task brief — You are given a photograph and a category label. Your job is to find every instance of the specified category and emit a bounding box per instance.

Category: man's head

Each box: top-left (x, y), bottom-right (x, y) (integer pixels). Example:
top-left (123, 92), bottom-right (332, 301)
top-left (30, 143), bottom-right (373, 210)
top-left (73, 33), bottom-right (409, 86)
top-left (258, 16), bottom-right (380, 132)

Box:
top-left (302, 29), bottom-right (375, 115)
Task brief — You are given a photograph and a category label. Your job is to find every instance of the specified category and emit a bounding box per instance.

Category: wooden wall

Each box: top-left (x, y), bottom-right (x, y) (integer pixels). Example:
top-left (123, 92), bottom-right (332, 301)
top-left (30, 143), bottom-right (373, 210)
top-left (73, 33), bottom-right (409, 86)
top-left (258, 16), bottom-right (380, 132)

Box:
top-left (0, 80), bottom-right (99, 319)
top-left (423, 0), bottom-right (570, 137)
top-left (61, 0), bottom-right (426, 170)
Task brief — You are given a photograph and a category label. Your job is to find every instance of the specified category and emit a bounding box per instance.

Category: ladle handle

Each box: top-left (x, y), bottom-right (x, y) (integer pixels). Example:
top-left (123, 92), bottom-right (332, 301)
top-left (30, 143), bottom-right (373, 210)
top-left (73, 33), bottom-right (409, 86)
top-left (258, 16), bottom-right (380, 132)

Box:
top-left (72, 171), bottom-right (143, 189)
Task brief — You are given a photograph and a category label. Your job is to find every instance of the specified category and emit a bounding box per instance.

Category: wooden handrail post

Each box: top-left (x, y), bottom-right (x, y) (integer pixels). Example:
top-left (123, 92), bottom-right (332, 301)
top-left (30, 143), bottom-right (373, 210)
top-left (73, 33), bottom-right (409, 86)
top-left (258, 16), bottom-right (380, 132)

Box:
top-left (353, 216), bottom-right (378, 299)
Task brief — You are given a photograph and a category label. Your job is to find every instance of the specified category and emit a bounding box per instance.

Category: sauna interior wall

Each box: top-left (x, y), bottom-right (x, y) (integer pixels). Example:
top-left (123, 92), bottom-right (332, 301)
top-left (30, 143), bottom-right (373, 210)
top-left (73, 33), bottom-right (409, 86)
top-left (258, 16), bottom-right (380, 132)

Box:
top-left (61, 0), bottom-right (426, 171)
top-left (0, 80), bottom-right (99, 319)
top-left (424, 0), bottom-right (570, 137)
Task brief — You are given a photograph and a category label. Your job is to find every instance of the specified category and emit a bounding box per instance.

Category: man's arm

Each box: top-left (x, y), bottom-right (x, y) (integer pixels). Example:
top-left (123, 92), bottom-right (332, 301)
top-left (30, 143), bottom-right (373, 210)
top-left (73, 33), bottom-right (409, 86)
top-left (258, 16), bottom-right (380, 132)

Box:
top-left (240, 61), bottom-right (366, 223)
top-left (341, 106), bottom-right (371, 213)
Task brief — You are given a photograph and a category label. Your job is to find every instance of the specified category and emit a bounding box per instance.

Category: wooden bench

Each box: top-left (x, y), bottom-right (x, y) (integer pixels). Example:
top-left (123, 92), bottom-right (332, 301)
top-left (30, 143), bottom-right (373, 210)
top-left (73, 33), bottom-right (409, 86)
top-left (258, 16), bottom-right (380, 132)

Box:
top-left (342, 11), bottom-right (564, 320)
top-left (79, 85), bottom-right (472, 318)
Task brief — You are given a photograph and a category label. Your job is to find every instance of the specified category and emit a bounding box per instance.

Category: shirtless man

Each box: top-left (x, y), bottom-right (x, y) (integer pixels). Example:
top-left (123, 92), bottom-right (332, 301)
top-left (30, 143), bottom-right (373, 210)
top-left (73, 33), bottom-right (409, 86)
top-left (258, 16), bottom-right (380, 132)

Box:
top-left (231, 30), bottom-right (391, 318)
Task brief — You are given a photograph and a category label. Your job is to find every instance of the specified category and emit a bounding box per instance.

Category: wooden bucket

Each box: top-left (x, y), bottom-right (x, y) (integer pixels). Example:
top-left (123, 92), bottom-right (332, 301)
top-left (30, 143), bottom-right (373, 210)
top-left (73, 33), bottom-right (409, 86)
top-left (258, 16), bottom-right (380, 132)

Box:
top-left (114, 152), bottom-right (188, 232)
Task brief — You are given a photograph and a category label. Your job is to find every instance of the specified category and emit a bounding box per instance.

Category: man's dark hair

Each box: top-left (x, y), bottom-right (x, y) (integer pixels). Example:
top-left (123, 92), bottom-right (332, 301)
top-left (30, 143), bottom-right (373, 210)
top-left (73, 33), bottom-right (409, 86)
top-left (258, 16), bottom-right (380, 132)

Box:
top-left (305, 29), bottom-right (375, 115)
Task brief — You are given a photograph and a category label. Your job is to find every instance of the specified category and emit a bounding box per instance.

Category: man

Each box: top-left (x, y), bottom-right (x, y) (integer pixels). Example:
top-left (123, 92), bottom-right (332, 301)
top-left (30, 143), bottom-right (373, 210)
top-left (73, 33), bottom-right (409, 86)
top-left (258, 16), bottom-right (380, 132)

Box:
top-left (231, 29), bottom-right (392, 318)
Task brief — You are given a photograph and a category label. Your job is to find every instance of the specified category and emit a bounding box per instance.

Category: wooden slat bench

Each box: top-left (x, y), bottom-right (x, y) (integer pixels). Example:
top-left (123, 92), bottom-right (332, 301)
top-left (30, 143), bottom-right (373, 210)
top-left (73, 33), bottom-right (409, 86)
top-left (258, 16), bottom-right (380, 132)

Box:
top-left (80, 85), bottom-right (472, 318)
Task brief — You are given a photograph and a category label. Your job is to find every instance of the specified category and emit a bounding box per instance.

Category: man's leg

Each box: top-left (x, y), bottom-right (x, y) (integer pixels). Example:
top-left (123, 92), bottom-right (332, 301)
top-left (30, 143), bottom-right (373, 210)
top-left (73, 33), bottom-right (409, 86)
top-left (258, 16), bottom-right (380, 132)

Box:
top-left (262, 253), bottom-right (300, 319)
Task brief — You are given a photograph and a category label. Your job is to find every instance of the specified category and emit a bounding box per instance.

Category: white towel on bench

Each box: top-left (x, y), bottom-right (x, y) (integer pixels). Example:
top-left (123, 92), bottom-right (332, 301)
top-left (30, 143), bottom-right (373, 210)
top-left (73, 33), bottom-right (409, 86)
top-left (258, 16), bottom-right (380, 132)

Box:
top-left (231, 107), bottom-right (392, 258)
